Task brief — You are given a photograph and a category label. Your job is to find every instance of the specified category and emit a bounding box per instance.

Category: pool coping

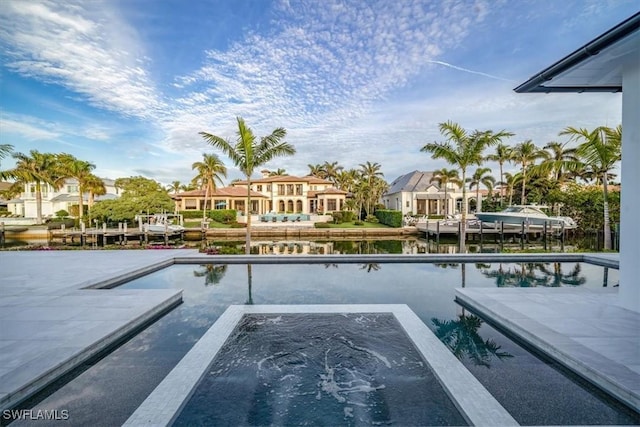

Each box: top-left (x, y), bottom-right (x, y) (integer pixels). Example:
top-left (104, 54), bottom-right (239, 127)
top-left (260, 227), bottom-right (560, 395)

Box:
top-left (0, 289), bottom-right (183, 412)
top-left (123, 304), bottom-right (518, 426)
top-left (456, 287), bottom-right (640, 412)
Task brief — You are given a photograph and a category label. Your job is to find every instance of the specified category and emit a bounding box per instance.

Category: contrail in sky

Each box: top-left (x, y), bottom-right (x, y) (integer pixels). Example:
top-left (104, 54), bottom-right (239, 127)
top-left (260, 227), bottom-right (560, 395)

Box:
top-left (427, 60), bottom-right (515, 82)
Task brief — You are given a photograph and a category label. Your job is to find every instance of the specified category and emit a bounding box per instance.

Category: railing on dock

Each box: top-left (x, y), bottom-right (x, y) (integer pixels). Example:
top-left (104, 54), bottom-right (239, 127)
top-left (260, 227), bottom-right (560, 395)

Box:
top-left (50, 222), bottom-right (185, 247)
top-left (416, 219), bottom-right (572, 252)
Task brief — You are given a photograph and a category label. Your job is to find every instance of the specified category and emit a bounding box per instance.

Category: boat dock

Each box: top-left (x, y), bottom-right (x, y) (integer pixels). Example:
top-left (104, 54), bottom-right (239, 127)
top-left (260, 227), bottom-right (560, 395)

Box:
top-left (50, 223), bottom-right (185, 247)
top-left (416, 220), bottom-right (572, 249)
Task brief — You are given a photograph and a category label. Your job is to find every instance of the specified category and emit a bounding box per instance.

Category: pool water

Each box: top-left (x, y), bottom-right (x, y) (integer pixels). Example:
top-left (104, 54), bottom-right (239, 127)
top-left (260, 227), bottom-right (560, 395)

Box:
top-left (17, 262), bottom-right (638, 426)
top-left (174, 313), bottom-right (468, 426)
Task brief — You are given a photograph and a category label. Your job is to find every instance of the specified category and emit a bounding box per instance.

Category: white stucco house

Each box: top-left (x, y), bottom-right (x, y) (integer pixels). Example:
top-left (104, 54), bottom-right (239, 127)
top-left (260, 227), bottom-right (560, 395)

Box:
top-left (7, 178), bottom-right (119, 219)
top-left (173, 171), bottom-right (347, 215)
top-left (515, 12), bottom-right (638, 311)
top-left (382, 170), bottom-right (476, 216)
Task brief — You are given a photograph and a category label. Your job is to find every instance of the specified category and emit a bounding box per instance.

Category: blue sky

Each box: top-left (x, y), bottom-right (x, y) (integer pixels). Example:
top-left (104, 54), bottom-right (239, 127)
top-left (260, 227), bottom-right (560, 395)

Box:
top-left (0, 0), bottom-right (636, 186)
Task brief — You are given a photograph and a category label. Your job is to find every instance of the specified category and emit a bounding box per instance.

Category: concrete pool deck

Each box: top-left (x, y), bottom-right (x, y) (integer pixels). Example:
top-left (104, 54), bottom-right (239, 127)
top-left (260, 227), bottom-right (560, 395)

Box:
top-left (0, 250), bottom-right (638, 417)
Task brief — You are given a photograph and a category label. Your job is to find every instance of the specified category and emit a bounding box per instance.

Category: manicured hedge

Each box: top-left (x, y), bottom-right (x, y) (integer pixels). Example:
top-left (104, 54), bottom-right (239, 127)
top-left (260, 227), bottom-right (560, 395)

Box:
top-left (374, 209), bottom-right (402, 227)
top-left (180, 209), bottom-right (237, 223)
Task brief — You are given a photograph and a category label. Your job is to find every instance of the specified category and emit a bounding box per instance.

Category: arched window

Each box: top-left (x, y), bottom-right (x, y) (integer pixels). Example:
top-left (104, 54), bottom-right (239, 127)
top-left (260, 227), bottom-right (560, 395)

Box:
top-left (296, 200), bottom-right (303, 212)
top-left (287, 200), bottom-right (294, 212)
top-left (279, 200), bottom-right (285, 212)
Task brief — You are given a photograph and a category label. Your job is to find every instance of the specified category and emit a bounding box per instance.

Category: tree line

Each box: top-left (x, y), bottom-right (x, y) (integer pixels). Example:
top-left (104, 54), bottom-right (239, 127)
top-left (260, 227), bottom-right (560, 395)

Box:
top-left (0, 117), bottom-right (621, 251)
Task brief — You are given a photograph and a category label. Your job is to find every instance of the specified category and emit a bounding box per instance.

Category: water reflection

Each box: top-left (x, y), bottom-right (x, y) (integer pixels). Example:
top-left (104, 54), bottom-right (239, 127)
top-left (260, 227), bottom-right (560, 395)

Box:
top-left (193, 264), bottom-right (228, 286)
top-left (432, 314), bottom-right (513, 368)
top-left (360, 263), bottom-right (381, 273)
top-left (480, 263), bottom-right (588, 287)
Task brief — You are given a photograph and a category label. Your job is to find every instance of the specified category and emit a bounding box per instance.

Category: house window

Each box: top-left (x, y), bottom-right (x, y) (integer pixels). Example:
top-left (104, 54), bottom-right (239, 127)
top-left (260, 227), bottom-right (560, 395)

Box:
top-left (286, 184), bottom-right (294, 195)
top-left (185, 199), bottom-right (197, 209)
top-left (296, 200), bottom-right (303, 212)
top-left (406, 201), bottom-right (410, 208)
top-left (328, 199), bottom-right (336, 211)
top-left (295, 184), bottom-right (303, 195)
top-left (278, 184), bottom-right (285, 196)
top-left (267, 185), bottom-right (271, 191)
top-left (67, 185), bottom-right (79, 193)
top-left (257, 185), bottom-right (262, 192)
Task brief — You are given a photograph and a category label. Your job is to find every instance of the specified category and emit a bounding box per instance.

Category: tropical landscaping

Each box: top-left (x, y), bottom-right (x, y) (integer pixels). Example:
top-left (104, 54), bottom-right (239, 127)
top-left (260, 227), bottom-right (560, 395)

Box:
top-left (0, 118), bottom-right (622, 252)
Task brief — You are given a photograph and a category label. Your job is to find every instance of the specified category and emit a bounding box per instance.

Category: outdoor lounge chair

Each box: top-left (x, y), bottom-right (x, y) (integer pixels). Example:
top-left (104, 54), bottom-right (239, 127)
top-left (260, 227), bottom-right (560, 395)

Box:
top-left (282, 216), bottom-right (288, 222)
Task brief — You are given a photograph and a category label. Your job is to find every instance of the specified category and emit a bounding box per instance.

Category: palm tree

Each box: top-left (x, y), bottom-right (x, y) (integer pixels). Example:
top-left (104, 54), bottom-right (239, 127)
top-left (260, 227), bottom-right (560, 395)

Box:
top-left (322, 161), bottom-right (344, 185)
top-left (535, 141), bottom-right (581, 184)
top-left (335, 169), bottom-right (359, 193)
top-left (307, 163), bottom-right (325, 178)
top-left (421, 121), bottom-right (513, 251)
top-left (57, 154), bottom-right (99, 223)
top-left (192, 153), bottom-right (227, 223)
top-left (200, 117), bottom-right (295, 254)
top-left (468, 167), bottom-right (495, 212)
top-left (359, 161), bottom-right (384, 216)
top-left (167, 181), bottom-right (182, 195)
top-left (503, 172), bottom-right (518, 206)
top-left (429, 168), bottom-right (462, 216)
top-left (485, 143), bottom-right (513, 206)
top-left (0, 144), bottom-right (13, 164)
top-left (268, 168), bottom-right (287, 176)
top-left (85, 174), bottom-right (106, 209)
top-left (560, 125), bottom-right (621, 250)
top-left (511, 140), bottom-right (548, 205)
top-left (3, 150), bottom-right (59, 224)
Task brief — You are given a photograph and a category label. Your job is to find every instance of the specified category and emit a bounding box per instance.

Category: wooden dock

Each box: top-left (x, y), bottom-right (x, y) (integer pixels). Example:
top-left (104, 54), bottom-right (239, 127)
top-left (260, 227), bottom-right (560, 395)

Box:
top-left (416, 220), bottom-right (571, 250)
top-left (50, 224), bottom-right (184, 247)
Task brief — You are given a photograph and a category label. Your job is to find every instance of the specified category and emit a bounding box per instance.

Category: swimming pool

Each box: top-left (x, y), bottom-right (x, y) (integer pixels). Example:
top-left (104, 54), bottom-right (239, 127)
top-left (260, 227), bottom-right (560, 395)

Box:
top-left (18, 262), bottom-right (638, 426)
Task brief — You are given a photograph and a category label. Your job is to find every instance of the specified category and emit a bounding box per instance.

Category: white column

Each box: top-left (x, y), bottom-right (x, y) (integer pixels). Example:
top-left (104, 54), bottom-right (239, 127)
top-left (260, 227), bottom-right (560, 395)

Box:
top-left (619, 60), bottom-right (640, 312)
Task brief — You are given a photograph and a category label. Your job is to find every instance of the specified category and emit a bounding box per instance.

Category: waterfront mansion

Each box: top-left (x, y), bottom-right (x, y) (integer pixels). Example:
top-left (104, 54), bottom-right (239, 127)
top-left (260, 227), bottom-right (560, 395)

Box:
top-left (172, 171), bottom-right (347, 215)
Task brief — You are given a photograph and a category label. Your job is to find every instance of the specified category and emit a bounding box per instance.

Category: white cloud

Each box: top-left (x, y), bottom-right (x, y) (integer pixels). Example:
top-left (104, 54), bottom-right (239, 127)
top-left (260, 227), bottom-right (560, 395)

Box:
top-left (0, 0), bottom-right (164, 119)
top-left (0, 116), bottom-right (61, 140)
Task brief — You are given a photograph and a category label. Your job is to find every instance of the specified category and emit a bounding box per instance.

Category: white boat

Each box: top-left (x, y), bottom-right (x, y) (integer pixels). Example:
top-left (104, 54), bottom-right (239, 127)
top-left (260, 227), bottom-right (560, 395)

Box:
top-left (138, 214), bottom-right (185, 233)
top-left (475, 205), bottom-right (576, 229)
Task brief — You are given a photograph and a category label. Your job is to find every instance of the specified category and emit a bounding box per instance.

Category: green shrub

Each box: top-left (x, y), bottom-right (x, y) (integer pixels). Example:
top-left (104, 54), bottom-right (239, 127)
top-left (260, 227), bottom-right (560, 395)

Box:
top-left (179, 209), bottom-right (237, 223)
top-left (46, 218), bottom-right (75, 229)
top-left (373, 210), bottom-right (402, 227)
top-left (314, 222), bottom-right (330, 228)
top-left (209, 209), bottom-right (237, 223)
top-left (354, 220), bottom-right (364, 226)
top-left (365, 214), bottom-right (379, 223)
top-left (331, 211), bottom-right (343, 224)
top-left (340, 210), bottom-right (355, 222)
top-left (55, 209), bottom-right (69, 218)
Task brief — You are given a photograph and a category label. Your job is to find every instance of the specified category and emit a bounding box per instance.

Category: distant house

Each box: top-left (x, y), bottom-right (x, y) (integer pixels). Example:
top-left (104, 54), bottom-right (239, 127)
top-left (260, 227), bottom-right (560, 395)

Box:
top-left (382, 171), bottom-right (475, 216)
top-left (6, 178), bottom-right (119, 218)
top-left (173, 171), bottom-right (347, 215)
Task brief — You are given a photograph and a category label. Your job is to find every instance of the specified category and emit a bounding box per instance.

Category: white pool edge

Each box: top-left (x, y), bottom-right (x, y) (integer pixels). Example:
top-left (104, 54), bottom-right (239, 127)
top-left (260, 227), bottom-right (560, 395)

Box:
top-left (123, 304), bottom-right (518, 426)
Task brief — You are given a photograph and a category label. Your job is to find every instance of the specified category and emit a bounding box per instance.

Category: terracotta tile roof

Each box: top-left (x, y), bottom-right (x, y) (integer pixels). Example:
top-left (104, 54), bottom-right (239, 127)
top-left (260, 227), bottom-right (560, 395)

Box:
top-left (308, 187), bottom-right (348, 197)
top-left (173, 186), bottom-right (266, 198)
top-left (233, 175), bottom-right (332, 185)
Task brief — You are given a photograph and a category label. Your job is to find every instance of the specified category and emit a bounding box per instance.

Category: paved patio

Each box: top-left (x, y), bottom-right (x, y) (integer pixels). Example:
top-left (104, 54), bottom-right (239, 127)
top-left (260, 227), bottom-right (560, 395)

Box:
top-left (0, 249), bottom-right (196, 410)
top-left (0, 249), bottom-right (637, 418)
